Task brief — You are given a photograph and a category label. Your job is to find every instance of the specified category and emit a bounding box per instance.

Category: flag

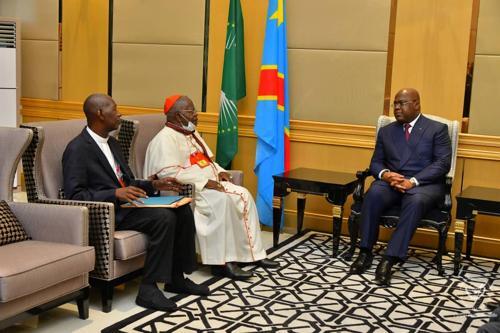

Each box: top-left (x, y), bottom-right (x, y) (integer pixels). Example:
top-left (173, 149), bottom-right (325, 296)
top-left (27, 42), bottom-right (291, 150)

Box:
top-left (254, 0), bottom-right (290, 227)
top-left (216, 0), bottom-right (246, 169)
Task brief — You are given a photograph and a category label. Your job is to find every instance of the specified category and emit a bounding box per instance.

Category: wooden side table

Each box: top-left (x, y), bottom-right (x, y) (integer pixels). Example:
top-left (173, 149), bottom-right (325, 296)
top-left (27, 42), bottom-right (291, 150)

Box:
top-left (455, 186), bottom-right (500, 274)
top-left (272, 168), bottom-right (357, 256)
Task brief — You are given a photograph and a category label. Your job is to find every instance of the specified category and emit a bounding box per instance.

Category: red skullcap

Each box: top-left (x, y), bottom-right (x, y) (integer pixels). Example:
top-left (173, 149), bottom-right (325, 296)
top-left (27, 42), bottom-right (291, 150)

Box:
top-left (164, 95), bottom-right (182, 114)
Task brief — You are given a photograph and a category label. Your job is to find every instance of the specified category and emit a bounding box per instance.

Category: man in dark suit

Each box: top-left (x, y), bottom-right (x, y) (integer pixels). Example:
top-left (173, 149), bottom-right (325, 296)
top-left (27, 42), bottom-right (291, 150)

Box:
top-left (349, 88), bottom-right (452, 285)
top-left (62, 93), bottom-right (208, 312)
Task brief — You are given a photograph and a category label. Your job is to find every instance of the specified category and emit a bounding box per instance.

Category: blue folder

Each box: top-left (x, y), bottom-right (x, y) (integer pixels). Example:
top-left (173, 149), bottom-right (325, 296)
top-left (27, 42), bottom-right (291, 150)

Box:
top-left (121, 195), bottom-right (185, 208)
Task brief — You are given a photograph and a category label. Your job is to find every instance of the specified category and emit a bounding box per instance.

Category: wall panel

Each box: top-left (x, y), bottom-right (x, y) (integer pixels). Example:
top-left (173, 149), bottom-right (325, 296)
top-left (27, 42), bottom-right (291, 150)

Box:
top-left (390, 0), bottom-right (472, 120)
top-left (468, 0), bottom-right (500, 135)
top-left (61, 0), bottom-right (109, 102)
top-left (112, 0), bottom-right (205, 108)
top-left (113, 44), bottom-right (203, 108)
top-left (113, 0), bottom-right (204, 44)
top-left (289, 49), bottom-right (387, 125)
top-left (21, 40), bottom-right (58, 99)
top-left (468, 56), bottom-right (500, 135)
top-left (0, 0), bottom-right (58, 100)
top-left (287, 0), bottom-right (390, 51)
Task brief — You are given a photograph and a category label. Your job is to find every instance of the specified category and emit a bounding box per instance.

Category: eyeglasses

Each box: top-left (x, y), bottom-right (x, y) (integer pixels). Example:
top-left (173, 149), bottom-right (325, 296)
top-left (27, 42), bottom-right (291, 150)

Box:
top-left (391, 100), bottom-right (415, 108)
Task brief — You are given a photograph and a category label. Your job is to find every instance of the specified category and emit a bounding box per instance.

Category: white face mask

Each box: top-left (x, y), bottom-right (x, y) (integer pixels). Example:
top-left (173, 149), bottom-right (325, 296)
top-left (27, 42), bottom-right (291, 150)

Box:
top-left (179, 113), bottom-right (196, 132)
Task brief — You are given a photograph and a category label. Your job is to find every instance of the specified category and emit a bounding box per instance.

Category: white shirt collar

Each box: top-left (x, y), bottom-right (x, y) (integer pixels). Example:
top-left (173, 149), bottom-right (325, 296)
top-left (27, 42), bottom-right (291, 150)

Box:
top-left (86, 126), bottom-right (109, 144)
top-left (408, 113), bottom-right (421, 128)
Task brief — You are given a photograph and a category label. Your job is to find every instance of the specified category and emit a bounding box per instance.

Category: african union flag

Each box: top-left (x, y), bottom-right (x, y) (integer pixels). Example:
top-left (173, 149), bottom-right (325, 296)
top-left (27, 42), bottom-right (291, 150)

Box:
top-left (254, 0), bottom-right (290, 227)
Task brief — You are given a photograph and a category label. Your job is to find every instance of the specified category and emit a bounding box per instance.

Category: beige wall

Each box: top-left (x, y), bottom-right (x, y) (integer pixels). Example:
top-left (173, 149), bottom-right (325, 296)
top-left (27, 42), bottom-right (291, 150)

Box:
top-left (391, 0), bottom-right (473, 121)
top-left (469, 0), bottom-right (500, 135)
top-left (0, 0), bottom-right (59, 99)
top-left (61, 0), bottom-right (109, 102)
top-left (287, 0), bottom-right (390, 125)
top-left (17, 0), bottom-right (500, 259)
top-left (111, 0), bottom-right (205, 109)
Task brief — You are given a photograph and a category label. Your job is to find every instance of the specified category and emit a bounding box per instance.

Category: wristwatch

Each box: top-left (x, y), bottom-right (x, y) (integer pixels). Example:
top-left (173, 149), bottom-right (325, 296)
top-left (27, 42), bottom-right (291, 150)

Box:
top-left (409, 178), bottom-right (418, 187)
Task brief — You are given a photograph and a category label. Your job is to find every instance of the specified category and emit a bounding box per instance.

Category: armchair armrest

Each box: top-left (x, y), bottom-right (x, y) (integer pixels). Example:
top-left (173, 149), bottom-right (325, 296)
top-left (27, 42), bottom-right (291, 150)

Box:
top-left (8, 202), bottom-right (89, 246)
top-left (441, 176), bottom-right (453, 212)
top-left (353, 168), bottom-right (370, 201)
top-left (349, 168), bottom-right (370, 213)
top-left (227, 170), bottom-right (243, 186)
top-left (30, 198), bottom-right (115, 280)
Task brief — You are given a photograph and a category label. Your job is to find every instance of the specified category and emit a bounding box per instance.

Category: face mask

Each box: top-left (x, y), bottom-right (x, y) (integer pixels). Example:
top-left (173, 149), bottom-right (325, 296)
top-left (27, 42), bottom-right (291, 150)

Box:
top-left (180, 113), bottom-right (196, 132)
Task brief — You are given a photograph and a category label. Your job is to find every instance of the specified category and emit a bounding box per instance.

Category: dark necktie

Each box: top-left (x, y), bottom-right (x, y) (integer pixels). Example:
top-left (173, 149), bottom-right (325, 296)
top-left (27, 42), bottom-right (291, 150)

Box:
top-left (404, 123), bottom-right (411, 142)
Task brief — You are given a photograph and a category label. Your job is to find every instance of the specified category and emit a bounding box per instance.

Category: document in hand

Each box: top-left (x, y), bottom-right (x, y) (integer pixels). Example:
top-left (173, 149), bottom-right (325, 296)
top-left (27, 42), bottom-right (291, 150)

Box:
top-left (121, 195), bottom-right (192, 208)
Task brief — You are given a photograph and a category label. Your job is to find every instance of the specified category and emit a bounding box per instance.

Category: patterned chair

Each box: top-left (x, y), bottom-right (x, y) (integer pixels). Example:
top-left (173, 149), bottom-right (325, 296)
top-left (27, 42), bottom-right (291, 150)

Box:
top-left (0, 127), bottom-right (94, 329)
top-left (122, 114), bottom-right (244, 195)
top-left (346, 115), bottom-right (459, 275)
top-left (21, 119), bottom-right (141, 313)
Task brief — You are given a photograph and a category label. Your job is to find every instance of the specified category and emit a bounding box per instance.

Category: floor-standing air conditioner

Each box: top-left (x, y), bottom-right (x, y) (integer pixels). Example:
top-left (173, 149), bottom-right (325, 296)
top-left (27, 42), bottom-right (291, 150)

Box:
top-left (0, 18), bottom-right (21, 188)
top-left (0, 17), bottom-right (20, 128)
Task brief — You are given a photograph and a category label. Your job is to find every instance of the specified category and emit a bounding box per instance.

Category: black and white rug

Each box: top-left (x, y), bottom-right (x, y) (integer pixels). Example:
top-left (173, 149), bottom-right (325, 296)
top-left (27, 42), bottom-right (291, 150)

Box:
top-left (103, 231), bottom-right (500, 332)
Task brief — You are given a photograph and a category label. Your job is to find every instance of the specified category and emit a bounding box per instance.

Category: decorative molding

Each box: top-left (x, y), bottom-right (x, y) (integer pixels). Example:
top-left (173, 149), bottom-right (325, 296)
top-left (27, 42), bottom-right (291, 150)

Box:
top-left (20, 98), bottom-right (500, 160)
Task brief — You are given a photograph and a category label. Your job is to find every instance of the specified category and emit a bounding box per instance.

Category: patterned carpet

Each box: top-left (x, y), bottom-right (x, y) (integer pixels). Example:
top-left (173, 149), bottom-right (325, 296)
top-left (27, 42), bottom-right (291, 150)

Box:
top-left (102, 231), bottom-right (500, 332)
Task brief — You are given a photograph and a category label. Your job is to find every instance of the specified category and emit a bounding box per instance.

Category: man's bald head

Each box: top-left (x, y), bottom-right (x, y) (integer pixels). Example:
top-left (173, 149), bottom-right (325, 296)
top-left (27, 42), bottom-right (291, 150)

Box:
top-left (393, 88), bottom-right (421, 123)
top-left (396, 88), bottom-right (420, 102)
top-left (83, 94), bottom-right (114, 121)
top-left (83, 93), bottom-right (121, 135)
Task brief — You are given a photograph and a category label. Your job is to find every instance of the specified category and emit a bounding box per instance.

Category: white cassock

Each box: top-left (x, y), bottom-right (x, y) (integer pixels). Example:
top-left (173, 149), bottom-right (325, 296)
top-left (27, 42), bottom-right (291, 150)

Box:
top-left (144, 126), bottom-right (267, 265)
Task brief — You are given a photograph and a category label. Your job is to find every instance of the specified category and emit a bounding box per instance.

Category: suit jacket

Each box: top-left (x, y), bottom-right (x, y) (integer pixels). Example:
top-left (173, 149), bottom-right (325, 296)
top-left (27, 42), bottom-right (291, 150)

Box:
top-left (369, 115), bottom-right (452, 194)
top-left (62, 128), bottom-right (155, 223)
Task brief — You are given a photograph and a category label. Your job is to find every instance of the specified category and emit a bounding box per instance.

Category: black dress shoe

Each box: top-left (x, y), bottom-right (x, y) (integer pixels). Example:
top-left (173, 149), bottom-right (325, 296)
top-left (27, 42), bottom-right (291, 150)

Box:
top-left (256, 258), bottom-right (280, 268)
top-left (485, 300), bottom-right (500, 311)
top-left (374, 258), bottom-right (393, 286)
top-left (164, 278), bottom-right (210, 296)
top-left (349, 251), bottom-right (373, 274)
top-left (212, 262), bottom-right (253, 280)
top-left (136, 283), bottom-right (177, 312)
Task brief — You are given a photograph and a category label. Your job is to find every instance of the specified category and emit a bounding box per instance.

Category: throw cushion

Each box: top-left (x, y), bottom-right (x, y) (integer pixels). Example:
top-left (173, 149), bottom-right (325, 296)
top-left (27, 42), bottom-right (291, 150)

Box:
top-left (0, 200), bottom-right (30, 246)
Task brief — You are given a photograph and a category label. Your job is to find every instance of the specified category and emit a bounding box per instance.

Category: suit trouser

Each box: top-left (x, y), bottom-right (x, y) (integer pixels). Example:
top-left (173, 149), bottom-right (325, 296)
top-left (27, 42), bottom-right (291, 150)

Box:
top-left (478, 307), bottom-right (500, 333)
top-left (359, 180), bottom-right (443, 258)
top-left (117, 205), bottom-right (197, 284)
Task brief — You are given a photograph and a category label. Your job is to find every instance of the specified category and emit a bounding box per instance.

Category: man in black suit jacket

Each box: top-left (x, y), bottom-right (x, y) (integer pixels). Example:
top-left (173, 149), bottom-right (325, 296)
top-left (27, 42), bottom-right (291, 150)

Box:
top-left (349, 88), bottom-right (452, 285)
top-left (62, 93), bottom-right (208, 312)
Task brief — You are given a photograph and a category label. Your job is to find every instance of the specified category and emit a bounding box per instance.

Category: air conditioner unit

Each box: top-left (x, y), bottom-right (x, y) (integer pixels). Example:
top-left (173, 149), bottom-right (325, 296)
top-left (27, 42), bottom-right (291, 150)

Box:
top-left (0, 18), bottom-right (21, 189)
top-left (0, 17), bottom-right (20, 127)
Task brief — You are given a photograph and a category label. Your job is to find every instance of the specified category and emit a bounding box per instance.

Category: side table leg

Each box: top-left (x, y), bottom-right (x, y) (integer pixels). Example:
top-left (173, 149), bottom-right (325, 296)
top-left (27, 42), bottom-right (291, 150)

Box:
top-left (465, 215), bottom-right (476, 260)
top-left (332, 205), bottom-right (343, 257)
top-left (272, 196), bottom-right (283, 247)
top-left (297, 193), bottom-right (306, 235)
top-left (454, 219), bottom-right (465, 275)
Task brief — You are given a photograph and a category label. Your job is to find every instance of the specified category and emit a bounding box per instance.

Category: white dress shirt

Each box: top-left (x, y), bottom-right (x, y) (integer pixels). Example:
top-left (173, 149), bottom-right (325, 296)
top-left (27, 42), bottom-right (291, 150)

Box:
top-left (86, 127), bottom-right (121, 180)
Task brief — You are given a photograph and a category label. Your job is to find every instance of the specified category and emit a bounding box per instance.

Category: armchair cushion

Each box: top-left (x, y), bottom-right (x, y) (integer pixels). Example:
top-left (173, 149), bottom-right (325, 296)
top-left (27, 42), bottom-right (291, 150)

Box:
top-left (114, 230), bottom-right (148, 260)
top-left (0, 240), bottom-right (94, 302)
top-left (0, 201), bottom-right (29, 246)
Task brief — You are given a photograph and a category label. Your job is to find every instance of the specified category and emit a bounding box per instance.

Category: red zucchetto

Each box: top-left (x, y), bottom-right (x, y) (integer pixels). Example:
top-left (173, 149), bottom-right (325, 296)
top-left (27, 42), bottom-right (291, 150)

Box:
top-left (163, 95), bottom-right (182, 114)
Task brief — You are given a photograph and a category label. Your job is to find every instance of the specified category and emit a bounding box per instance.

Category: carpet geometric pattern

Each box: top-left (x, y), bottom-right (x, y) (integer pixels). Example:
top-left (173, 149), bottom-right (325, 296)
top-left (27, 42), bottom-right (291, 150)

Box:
top-left (103, 232), bottom-right (500, 332)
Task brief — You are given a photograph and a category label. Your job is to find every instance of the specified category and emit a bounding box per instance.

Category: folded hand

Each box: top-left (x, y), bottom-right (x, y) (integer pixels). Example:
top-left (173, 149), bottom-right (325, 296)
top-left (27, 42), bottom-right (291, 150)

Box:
top-left (205, 179), bottom-right (225, 192)
top-left (152, 177), bottom-right (183, 192)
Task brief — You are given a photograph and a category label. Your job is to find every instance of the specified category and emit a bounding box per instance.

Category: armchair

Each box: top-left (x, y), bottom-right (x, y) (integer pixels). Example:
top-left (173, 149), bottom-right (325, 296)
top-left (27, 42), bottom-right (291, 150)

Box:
top-left (0, 127), bottom-right (94, 329)
top-left (346, 115), bottom-right (459, 275)
top-left (21, 119), bottom-right (144, 312)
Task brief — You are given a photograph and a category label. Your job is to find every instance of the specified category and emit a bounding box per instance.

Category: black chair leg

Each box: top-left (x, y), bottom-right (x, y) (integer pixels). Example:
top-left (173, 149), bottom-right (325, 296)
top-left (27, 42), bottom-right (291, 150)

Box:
top-left (436, 227), bottom-right (448, 276)
top-left (343, 213), bottom-right (359, 260)
top-left (101, 283), bottom-right (114, 313)
top-left (77, 287), bottom-right (90, 319)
